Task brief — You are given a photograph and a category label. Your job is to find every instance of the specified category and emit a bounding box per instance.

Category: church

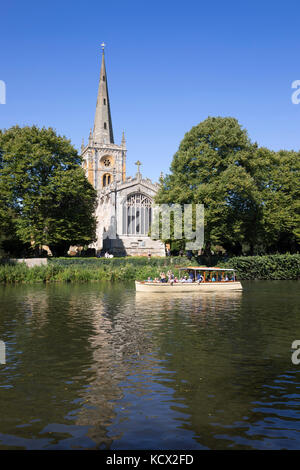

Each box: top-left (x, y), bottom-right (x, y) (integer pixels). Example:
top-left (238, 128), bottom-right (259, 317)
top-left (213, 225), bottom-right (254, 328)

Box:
top-left (81, 46), bottom-right (165, 257)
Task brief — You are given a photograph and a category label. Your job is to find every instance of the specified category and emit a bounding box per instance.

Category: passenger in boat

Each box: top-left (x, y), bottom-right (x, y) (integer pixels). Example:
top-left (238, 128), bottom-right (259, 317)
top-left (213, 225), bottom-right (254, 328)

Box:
top-left (160, 272), bottom-right (167, 283)
top-left (196, 273), bottom-right (204, 283)
top-left (147, 277), bottom-right (152, 283)
top-left (174, 277), bottom-right (179, 283)
top-left (188, 271), bottom-right (194, 282)
top-left (225, 275), bottom-right (229, 281)
top-left (211, 276), bottom-right (216, 282)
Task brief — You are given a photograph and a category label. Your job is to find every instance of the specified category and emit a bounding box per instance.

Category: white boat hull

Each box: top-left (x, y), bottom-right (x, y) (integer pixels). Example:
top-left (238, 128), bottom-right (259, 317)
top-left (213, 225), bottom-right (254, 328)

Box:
top-left (135, 280), bottom-right (243, 293)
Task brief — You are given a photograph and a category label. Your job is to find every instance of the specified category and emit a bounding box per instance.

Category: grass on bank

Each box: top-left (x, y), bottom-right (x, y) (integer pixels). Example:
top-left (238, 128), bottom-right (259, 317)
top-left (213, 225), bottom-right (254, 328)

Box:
top-left (0, 254), bottom-right (299, 283)
top-left (0, 262), bottom-right (174, 284)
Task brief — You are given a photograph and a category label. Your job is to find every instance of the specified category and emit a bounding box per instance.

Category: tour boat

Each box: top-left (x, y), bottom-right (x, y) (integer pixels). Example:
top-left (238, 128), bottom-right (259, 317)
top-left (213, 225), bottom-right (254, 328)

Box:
top-left (135, 267), bottom-right (243, 293)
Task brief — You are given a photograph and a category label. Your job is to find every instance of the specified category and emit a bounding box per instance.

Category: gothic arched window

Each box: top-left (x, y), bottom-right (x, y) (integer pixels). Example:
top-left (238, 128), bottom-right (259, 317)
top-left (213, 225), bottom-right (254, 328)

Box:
top-left (103, 173), bottom-right (111, 187)
top-left (122, 193), bottom-right (152, 236)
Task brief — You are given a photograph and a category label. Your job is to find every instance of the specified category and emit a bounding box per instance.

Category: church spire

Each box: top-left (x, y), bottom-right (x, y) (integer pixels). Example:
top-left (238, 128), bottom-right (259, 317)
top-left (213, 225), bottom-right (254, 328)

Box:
top-left (121, 130), bottom-right (126, 148)
top-left (93, 43), bottom-right (114, 144)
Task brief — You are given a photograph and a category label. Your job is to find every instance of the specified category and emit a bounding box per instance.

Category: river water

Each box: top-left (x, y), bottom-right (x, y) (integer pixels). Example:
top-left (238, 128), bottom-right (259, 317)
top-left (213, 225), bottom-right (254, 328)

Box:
top-left (0, 281), bottom-right (299, 450)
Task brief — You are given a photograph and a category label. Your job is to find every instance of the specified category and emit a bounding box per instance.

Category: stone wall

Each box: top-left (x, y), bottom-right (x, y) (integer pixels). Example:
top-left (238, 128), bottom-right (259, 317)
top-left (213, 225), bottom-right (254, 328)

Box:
top-left (12, 258), bottom-right (48, 267)
top-left (121, 236), bottom-right (165, 257)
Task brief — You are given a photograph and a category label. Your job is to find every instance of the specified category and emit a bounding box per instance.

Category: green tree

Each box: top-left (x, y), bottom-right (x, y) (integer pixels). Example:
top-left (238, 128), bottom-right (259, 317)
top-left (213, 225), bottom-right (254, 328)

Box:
top-left (156, 117), bottom-right (261, 254)
top-left (252, 147), bottom-right (300, 252)
top-left (0, 125), bottom-right (97, 256)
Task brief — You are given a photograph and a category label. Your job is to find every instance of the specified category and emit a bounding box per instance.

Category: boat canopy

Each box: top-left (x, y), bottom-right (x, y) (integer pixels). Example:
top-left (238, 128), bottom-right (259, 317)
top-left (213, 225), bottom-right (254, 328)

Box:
top-left (178, 267), bottom-right (235, 271)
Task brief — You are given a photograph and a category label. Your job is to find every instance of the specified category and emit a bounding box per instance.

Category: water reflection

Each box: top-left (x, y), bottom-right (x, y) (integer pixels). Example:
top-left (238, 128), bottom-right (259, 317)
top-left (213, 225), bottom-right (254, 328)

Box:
top-left (0, 281), bottom-right (299, 449)
top-left (74, 288), bottom-right (160, 449)
top-left (135, 290), bottom-right (242, 320)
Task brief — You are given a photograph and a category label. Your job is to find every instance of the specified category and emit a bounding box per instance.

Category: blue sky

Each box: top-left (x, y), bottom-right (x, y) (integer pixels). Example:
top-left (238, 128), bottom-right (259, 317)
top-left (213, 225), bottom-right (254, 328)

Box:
top-left (1, 0), bottom-right (300, 181)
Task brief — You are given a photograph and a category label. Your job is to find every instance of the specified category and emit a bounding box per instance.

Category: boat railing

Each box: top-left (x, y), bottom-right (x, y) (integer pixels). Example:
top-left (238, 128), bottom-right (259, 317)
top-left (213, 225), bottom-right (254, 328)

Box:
top-left (141, 279), bottom-right (237, 284)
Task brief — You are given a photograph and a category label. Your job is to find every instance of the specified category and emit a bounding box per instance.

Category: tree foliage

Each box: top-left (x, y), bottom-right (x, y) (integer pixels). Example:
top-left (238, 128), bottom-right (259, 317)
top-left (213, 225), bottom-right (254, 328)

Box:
top-left (156, 117), bottom-right (299, 254)
top-left (0, 126), bottom-right (97, 256)
top-left (252, 147), bottom-right (300, 252)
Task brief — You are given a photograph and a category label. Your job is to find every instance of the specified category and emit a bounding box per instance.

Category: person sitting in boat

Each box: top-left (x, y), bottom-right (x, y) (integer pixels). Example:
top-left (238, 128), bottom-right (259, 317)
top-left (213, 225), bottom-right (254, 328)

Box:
top-left (196, 273), bottom-right (204, 283)
top-left (225, 275), bottom-right (229, 282)
top-left (188, 271), bottom-right (194, 282)
top-left (147, 277), bottom-right (152, 283)
top-left (174, 277), bottom-right (179, 283)
top-left (211, 276), bottom-right (216, 282)
top-left (160, 272), bottom-right (167, 283)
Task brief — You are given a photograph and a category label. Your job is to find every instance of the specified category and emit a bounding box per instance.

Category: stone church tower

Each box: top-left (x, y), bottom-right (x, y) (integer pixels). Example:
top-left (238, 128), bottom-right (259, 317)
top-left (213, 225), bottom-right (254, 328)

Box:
top-left (81, 46), bottom-right (165, 256)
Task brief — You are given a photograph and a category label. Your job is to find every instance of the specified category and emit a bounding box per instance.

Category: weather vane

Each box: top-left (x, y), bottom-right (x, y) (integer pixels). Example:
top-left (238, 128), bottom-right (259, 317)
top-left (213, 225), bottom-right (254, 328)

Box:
top-left (101, 42), bottom-right (106, 52)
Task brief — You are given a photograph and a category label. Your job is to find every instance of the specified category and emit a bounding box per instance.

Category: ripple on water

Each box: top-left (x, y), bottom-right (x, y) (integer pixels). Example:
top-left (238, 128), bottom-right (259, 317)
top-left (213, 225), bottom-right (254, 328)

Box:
top-left (0, 281), bottom-right (299, 449)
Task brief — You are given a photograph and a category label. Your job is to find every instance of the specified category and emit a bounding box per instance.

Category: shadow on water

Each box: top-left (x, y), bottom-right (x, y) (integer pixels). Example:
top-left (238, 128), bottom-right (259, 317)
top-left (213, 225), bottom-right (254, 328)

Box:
top-left (0, 281), bottom-right (299, 449)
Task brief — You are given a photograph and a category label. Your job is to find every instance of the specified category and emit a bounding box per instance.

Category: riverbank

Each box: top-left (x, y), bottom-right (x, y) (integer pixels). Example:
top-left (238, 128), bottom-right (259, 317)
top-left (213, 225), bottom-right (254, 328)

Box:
top-left (0, 254), bottom-right (299, 283)
top-left (0, 262), bottom-right (164, 283)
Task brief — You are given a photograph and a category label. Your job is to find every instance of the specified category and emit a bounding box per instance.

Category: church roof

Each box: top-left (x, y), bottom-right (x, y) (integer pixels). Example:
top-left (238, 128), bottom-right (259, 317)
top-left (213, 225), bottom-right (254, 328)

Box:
top-left (93, 48), bottom-right (114, 145)
top-left (97, 174), bottom-right (159, 201)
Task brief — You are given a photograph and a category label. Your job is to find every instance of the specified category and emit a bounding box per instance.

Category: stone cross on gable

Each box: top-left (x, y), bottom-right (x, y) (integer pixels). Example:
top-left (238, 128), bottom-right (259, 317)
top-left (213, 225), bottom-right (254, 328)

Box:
top-left (135, 160), bottom-right (142, 175)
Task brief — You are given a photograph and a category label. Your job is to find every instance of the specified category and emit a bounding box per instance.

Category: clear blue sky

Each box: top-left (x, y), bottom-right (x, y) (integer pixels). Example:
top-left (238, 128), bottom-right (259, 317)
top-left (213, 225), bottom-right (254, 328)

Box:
top-left (1, 0), bottom-right (300, 181)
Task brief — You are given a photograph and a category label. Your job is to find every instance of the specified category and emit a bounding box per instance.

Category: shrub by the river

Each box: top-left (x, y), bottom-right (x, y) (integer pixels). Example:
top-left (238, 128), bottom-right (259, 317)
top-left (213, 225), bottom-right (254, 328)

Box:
top-left (0, 254), bottom-right (298, 283)
top-left (221, 254), bottom-right (300, 280)
top-left (0, 261), bottom-right (180, 283)
top-left (49, 256), bottom-right (189, 268)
